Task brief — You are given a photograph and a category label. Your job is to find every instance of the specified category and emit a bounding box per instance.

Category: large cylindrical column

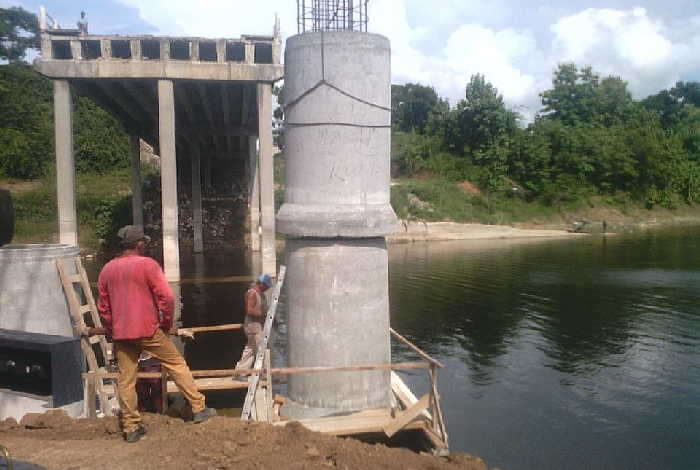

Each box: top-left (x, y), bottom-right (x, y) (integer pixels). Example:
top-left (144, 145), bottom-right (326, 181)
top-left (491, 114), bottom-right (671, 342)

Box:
top-left (279, 31), bottom-right (396, 418)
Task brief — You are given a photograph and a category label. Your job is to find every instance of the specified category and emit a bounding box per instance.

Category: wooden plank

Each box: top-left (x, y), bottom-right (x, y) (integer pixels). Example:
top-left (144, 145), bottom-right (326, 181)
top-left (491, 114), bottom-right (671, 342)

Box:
top-left (241, 265), bottom-right (286, 421)
top-left (56, 259), bottom-right (99, 372)
top-left (429, 366), bottom-right (449, 446)
top-left (177, 323), bottom-right (243, 336)
top-left (275, 409), bottom-right (393, 434)
top-left (254, 386), bottom-right (268, 422)
top-left (420, 423), bottom-right (450, 451)
top-left (391, 371), bottom-right (432, 420)
top-left (390, 328), bottom-right (444, 368)
top-left (76, 257), bottom-right (112, 363)
top-left (90, 361), bottom-right (429, 380)
top-left (83, 373), bottom-right (97, 419)
top-left (383, 394), bottom-right (431, 438)
top-left (264, 349), bottom-right (273, 423)
top-left (160, 370), bottom-right (168, 414)
top-left (166, 377), bottom-right (251, 393)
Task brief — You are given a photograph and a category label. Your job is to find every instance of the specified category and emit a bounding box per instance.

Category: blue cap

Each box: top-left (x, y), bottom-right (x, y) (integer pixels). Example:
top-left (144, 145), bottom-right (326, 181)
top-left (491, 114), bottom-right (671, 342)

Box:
top-left (257, 273), bottom-right (272, 287)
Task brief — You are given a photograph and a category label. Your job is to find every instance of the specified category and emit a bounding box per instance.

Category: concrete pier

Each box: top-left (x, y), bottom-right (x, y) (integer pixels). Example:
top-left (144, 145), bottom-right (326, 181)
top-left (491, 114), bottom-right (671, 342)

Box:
top-left (53, 80), bottom-right (77, 247)
top-left (279, 31), bottom-right (396, 418)
top-left (249, 137), bottom-right (261, 252)
top-left (191, 146), bottom-right (204, 253)
top-left (158, 79), bottom-right (180, 282)
top-left (257, 83), bottom-right (276, 276)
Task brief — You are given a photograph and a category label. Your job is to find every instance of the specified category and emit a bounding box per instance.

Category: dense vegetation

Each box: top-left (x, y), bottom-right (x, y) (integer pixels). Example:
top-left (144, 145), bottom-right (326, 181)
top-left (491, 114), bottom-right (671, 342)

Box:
top-left (0, 7), bottom-right (130, 179)
top-left (392, 67), bottom-right (700, 212)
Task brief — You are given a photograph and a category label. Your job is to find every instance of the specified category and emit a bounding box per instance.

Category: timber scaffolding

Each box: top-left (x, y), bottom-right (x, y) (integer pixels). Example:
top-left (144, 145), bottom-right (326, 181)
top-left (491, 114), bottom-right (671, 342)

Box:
top-left (58, 258), bottom-right (449, 454)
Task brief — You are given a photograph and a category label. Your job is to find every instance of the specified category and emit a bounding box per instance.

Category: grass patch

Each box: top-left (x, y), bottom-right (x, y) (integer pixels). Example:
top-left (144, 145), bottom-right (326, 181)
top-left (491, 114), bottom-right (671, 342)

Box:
top-left (6, 168), bottom-right (133, 250)
top-left (391, 177), bottom-right (561, 225)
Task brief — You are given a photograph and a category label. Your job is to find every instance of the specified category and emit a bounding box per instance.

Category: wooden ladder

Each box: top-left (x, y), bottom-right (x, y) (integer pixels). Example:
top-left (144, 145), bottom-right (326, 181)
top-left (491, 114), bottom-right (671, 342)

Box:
top-left (56, 256), bottom-right (117, 417)
top-left (241, 265), bottom-right (286, 422)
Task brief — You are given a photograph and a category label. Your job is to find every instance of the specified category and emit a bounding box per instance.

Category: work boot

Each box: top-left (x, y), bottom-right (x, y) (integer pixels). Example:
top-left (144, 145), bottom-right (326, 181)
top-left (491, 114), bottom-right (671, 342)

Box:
top-left (124, 423), bottom-right (147, 443)
top-left (192, 407), bottom-right (217, 424)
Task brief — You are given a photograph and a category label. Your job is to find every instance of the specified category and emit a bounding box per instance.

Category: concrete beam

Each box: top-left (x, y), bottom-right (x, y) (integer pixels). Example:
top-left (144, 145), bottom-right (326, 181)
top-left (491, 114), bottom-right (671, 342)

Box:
top-left (191, 146), bottom-right (204, 253)
top-left (130, 135), bottom-right (144, 227)
top-left (158, 79), bottom-right (180, 282)
top-left (257, 82), bottom-right (276, 275)
top-left (35, 61), bottom-right (284, 82)
top-left (53, 80), bottom-right (77, 247)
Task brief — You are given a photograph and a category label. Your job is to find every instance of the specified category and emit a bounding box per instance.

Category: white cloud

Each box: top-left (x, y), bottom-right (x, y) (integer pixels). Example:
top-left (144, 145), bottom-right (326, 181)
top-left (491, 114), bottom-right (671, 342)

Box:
top-left (550, 7), bottom-right (700, 99)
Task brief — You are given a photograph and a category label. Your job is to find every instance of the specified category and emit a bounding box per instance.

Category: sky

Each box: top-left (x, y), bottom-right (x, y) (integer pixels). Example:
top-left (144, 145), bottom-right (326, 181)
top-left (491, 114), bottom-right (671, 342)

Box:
top-left (5, 0), bottom-right (700, 119)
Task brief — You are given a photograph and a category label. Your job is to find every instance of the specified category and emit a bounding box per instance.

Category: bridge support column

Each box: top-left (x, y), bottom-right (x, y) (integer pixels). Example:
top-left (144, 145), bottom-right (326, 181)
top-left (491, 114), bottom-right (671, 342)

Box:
top-left (257, 83), bottom-right (276, 276)
top-left (191, 146), bottom-right (204, 253)
top-left (130, 135), bottom-right (143, 227)
top-left (249, 136), bottom-right (260, 252)
top-left (158, 79), bottom-right (180, 282)
top-left (53, 80), bottom-right (77, 247)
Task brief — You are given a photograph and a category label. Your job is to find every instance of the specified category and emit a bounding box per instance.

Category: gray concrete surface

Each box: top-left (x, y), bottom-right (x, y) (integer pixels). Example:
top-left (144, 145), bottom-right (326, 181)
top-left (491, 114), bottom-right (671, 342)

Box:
top-left (0, 391), bottom-right (83, 421)
top-left (280, 31), bottom-right (395, 419)
top-left (191, 147), bottom-right (204, 253)
top-left (248, 137), bottom-right (261, 253)
top-left (158, 79), bottom-right (180, 282)
top-left (53, 80), bottom-right (77, 247)
top-left (257, 83), bottom-right (276, 276)
top-left (278, 31), bottom-right (397, 238)
top-left (0, 244), bottom-right (79, 336)
top-left (284, 238), bottom-right (391, 418)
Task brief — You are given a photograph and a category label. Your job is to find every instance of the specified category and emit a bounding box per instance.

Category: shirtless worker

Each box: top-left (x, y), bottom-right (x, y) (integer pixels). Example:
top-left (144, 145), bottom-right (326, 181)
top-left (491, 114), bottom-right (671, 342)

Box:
top-left (233, 274), bottom-right (273, 377)
top-left (97, 225), bottom-right (216, 442)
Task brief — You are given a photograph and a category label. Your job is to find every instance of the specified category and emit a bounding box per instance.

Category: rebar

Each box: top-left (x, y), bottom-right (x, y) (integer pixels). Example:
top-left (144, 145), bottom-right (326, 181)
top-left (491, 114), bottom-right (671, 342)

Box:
top-left (297, 0), bottom-right (369, 33)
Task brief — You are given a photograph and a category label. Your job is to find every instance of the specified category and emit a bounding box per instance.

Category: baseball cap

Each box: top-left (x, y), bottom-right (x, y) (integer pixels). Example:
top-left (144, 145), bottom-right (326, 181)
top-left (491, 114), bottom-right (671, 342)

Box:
top-left (117, 225), bottom-right (151, 244)
top-left (257, 273), bottom-right (272, 287)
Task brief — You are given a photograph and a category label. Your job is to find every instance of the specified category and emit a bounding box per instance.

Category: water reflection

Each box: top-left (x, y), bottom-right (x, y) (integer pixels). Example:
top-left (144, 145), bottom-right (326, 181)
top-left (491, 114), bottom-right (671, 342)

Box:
top-left (389, 228), bottom-right (700, 470)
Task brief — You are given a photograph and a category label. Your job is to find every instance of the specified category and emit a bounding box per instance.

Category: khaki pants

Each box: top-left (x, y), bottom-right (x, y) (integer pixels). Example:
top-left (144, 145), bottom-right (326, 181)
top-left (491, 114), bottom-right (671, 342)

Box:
top-left (234, 322), bottom-right (262, 372)
top-left (114, 328), bottom-right (206, 432)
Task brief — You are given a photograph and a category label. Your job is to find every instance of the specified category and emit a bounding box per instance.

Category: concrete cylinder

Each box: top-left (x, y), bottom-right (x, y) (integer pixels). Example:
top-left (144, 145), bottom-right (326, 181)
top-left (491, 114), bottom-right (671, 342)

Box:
top-left (278, 31), bottom-right (396, 237)
top-left (279, 31), bottom-right (397, 418)
top-left (0, 244), bottom-right (79, 336)
top-left (284, 238), bottom-right (391, 417)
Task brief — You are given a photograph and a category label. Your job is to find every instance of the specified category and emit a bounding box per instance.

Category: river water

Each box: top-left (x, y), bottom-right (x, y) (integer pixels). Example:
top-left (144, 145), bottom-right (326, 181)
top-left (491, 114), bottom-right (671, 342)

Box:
top-left (389, 228), bottom-right (700, 470)
top-left (89, 226), bottom-right (700, 469)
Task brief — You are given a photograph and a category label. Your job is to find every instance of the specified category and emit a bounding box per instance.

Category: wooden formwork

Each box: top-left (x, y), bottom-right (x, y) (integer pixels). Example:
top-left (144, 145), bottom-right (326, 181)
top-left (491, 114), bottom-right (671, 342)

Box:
top-left (62, 261), bottom-right (448, 453)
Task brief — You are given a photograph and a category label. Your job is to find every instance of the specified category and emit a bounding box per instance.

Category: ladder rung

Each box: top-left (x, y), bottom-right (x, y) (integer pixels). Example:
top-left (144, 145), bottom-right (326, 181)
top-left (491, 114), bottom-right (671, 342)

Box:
top-left (80, 304), bottom-right (92, 314)
top-left (68, 274), bottom-right (82, 283)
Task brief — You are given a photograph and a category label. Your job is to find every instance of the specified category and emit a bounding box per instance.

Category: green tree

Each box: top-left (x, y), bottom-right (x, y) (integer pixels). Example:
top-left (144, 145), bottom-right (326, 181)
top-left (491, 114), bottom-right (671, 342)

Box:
top-left (0, 63), bottom-right (129, 178)
top-left (0, 6), bottom-right (39, 63)
top-left (391, 83), bottom-right (442, 133)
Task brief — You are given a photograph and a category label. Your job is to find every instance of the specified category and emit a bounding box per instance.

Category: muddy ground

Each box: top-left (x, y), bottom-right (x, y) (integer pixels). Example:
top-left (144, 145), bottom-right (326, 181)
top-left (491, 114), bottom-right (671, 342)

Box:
top-left (0, 411), bottom-right (497, 470)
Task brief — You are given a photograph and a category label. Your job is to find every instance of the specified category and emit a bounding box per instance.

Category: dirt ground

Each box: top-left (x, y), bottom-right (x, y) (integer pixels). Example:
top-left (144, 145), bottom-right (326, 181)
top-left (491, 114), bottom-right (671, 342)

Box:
top-left (0, 411), bottom-right (497, 470)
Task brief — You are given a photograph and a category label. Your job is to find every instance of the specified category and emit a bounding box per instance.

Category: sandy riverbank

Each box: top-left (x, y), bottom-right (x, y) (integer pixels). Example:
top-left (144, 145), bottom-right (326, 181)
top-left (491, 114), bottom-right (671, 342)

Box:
top-left (1, 411), bottom-right (497, 470)
top-left (388, 220), bottom-right (582, 243)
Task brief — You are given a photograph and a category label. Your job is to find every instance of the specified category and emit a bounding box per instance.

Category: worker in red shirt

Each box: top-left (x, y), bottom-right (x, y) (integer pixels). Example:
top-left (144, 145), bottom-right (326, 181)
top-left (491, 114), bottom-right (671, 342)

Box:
top-left (97, 225), bottom-right (216, 442)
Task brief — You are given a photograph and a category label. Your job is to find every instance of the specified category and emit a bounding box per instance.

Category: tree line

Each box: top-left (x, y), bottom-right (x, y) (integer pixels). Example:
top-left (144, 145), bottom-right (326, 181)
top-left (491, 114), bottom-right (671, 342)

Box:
top-left (392, 66), bottom-right (700, 208)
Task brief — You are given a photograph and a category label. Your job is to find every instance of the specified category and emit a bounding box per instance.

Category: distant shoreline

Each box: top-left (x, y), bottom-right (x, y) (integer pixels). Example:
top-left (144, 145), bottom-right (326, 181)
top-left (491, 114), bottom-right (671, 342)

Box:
top-left (388, 220), bottom-right (582, 243)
